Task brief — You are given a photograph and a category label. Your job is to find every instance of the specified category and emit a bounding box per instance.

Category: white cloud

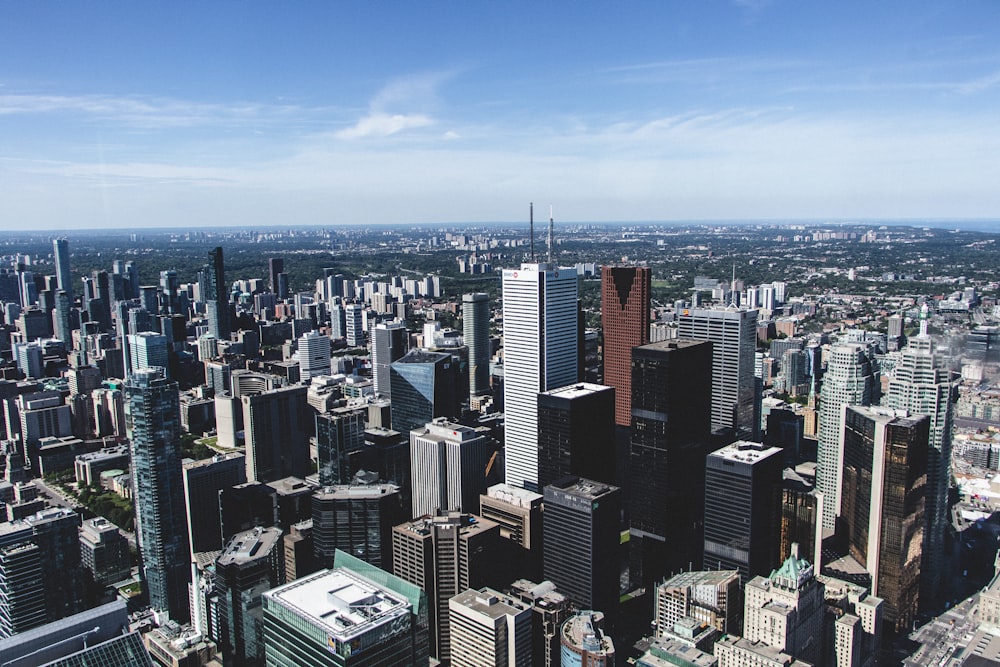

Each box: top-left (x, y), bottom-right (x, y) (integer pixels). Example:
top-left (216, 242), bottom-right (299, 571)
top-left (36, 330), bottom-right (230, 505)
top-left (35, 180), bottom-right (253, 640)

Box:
top-left (334, 112), bottom-right (433, 140)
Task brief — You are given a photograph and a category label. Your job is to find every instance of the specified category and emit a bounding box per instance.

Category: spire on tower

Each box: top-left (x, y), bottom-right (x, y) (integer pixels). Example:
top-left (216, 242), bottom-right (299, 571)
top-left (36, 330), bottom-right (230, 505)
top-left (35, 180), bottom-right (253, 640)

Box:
top-left (547, 205), bottom-right (554, 264)
top-left (529, 202), bottom-right (535, 263)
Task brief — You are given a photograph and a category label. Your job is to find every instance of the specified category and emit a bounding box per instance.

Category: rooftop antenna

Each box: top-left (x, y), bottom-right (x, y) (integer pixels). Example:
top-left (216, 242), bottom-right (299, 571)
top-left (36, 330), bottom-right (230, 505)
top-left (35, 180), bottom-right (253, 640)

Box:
top-left (730, 262), bottom-right (738, 307)
top-left (919, 302), bottom-right (930, 338)
top-left (547, 204), bottom-right (554, 264)
top-left (529, 202), bottom-right (535, 263)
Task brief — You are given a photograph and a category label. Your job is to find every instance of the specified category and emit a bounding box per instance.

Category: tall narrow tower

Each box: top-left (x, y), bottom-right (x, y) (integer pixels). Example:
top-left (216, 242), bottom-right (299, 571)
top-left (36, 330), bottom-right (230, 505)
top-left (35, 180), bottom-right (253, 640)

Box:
top-left (502, 263), bottom-right (578, 491)
top-left (52, 238), bottom-right (72, 301)
top-left (815, 343), bottom-right (876, 530)
top-left (885, 305), bottom-right (956, 604)
top-left (205, 246), bottom-right (231, 341)
top-left (600, 266), bottom-right (651, 427)
top-left (126, 367), bottom-right (190, 623)
top-left (463, 293), bottom-right (491, 400)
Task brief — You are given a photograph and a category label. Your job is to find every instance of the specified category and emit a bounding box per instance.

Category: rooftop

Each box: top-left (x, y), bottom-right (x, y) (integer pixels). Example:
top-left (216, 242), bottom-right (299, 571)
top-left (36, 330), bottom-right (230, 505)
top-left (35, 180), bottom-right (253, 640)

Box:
top-left (540, 382), bottom-right (613, 400)
top-left (217, 526), bottom-right (282, 567)
top-left (451, 587), bottom-right (530, 620)
top-left (710, 440), bottom-right (783, 465)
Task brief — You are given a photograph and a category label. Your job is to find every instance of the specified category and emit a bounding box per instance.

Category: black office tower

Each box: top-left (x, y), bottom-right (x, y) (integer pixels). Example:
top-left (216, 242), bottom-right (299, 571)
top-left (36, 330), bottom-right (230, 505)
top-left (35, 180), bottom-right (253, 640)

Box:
top-left (542, 477), bottom-right (620, 624)
top-left (206, 246), bottom-right (231, 341)
top-left (537, 383), bottom-right (615, 489)
top-left (703, 440), bottom-right (784, 585)
top-left (628, 339), bottom-right (712, 588)
top-left (267, 257), bottom-right (284, 297)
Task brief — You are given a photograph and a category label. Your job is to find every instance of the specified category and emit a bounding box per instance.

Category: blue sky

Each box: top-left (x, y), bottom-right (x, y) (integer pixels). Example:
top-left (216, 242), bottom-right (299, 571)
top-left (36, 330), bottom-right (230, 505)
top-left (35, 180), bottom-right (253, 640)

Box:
top-left (2, 1), bottom-right (999, 229)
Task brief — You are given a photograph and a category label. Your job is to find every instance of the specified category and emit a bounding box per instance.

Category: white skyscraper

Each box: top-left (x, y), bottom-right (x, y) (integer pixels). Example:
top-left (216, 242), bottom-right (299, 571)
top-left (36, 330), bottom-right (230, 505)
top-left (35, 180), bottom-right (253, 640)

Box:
top-left (296, 330), bottom-right (331, 381)
top-left (815, 343), bottom-right (875, 530)
top-left (501, 263), bottom-right (577, 491)
top-left (410, 418), bottom-right (490, 519)
top-left (449, 587), bottom-right (532, 667)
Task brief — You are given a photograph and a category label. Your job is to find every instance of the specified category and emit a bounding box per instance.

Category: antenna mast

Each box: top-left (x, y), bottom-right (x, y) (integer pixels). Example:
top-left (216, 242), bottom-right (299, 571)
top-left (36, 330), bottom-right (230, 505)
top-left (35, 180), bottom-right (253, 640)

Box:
top-left (547, 205), bottom-right (554, 264)
top-left (529, 202), bottom-right (535, 263)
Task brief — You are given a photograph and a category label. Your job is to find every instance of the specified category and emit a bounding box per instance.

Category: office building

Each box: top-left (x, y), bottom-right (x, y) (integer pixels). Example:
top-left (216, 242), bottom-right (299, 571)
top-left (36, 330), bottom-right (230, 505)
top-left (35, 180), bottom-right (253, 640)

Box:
top-left (205, 246), bottom-right (231, 341)
top-left (654, 569), bottom-right (741, 637)
top-left (714, 635), bottom-right (809, 667)
top-left (560, 611), bottom-right (615, 667)
top-left (449, 587), bottom-right (532, 667)
top-left (213, 526), bottom-right (284, 667)
top-left (818, 575), bottom-right (882, 667)
top-left (629, 339), bottom-right (713, 587)
top-left (742, 545), bottom-right (824, 665)
top-left (703, 441), bottom-right (783, 584)
top-left (393, 512), bottom-right (502, 663)
top-left (601, 266), bottom-right (651, 427)
top-left (0, 507), bottom-right (86, 638)
top-left (372, 321), bottom-right (408, 398)
top-left (816, 343), bottom-right (876, 531)
top-left (884, 309), bottom-right (956, 604)
top-left (242, 385), bottom-right (311, 483)
top-left (125, 368), bottom-right (190, 623)
top-left (79, 517), bottom-right (130, 586)
top-left (312, 481), bottom-right (405, 571)
top-left (297, 329), bottom-right (332, 381)
top-left (316, 406), bottom-right (368, 486)
top-left (182, 452), bottom-right (247, 554)
top-left (52, 238), bottom-right (72, 300)
top-left (536, 382), bottom-right (615, 489)
top-left (53, 290), bottom-right (72, 346)
top-left (14, 342), bottom-right (43, 380)
top-left (410, 418), bottom-right (490, 518)
top-left (389, 349), bottom-right (460, 437)
top-left (345, 303), bottom-right (366, 347)
top-left (128, 332), bottom-right (169, 378)
top-left (267, 257), bottom-right (284, 296)
top-left (502, 262), bottom-right (578, 492)
top-left (779, 469), bottom-right (823, 569)
top-left (480, 484), bottom-right (543, 581)
top-left (263, 557), bottom-right (428, 667)
top-left (677, 306), bottom-right (758, 438)
top-left (840, 406), bottom-right (928, 634)
top-left (542, 477), bottom-right (620, 620)
top-left (508, 580), bottom-right (570, 667)
top-left (463, 293), bottom-right (492, 400)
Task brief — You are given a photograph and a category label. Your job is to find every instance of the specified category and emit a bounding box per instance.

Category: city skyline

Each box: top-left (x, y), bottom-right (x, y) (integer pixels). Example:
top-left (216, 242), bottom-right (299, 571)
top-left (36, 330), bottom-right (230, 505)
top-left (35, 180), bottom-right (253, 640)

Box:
top-left (1, 2), bottom-right (999, 230)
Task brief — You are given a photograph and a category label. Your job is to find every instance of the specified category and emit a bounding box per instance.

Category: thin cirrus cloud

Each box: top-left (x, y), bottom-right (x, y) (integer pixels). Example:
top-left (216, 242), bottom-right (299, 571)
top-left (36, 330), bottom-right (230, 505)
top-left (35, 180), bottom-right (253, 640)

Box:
top-left (333, 70), bottom-right (457, 140)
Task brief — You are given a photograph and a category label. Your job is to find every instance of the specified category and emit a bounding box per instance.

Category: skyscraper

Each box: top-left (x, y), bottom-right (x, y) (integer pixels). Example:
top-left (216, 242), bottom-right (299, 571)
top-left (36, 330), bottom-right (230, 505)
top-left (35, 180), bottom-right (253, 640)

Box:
top-left (628, 339), bottom-right (713, 587)
top-left (542, 477), bottom-right (620, 621)
top-left (502, 263), bottom-right (578, 491)
top-left (128, 331), bottom-right (169, 378)
top-left (182, 452), bottom-right (247, 554)
top-left (703, 440), bottom-right (784, 584)
top-left (677, 306), bottom-right (758, 438)
top-left (372, 321), bottom-right (409, 397)
top-left (600, 266), bottom-right (651, 427)
top-left (884, 308), bottom-right (956, 604)
top-left (559, 611), bottom-right (615, 667)
top-left (312, 481), bottom-right (405, 571)
top-left (409, 418), bottom-right (491, 518)
top-left (315, 406), bottom-right (368, 486)
top-left (536, 382), bottom-right (615, 489)
top-left (242, 385), bottom-right (311, 483)
top-left (267, 257), bottom-right (284, 297)
top-left (52, 238), bottom-right (72, 300)
top-left (840, 406), bottom-right (928, 634)
top-left (205, 246), bottom-right (231, 341)
top-left (463, 293), bottom-right (492, 400)
top-left (390, 350), bottom-right (460, 436)
top-left (393, 513), bottom-right (503, 663)
top-left (125, 368), bottom-right (190, 623)
top-left (296, 329), bottom-right (332, 381)
top-left (816, 343), bottom-right (876, 530)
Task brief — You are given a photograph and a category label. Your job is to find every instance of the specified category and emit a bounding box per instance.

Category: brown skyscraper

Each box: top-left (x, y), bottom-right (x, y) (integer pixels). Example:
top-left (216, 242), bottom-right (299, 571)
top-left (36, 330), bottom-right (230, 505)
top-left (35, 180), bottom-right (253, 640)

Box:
top-left (601, 266), bottom-right (651, 426)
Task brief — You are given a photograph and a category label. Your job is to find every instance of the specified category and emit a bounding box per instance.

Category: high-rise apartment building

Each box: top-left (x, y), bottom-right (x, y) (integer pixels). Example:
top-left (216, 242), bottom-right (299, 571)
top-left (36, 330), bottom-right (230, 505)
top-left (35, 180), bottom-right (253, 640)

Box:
top-left (372, 321), bottom-right (409, 398)
top-left (409, 418), bottom-right (490, 518)
top-left (840, 406), bottom-right (928, 634)
top-left (126, 368), bottom-right (190, 623)
top-left (296, 329), bottom-right (332, 381)
top-left (703, 441), bottom-right (783, 584)
top-left (677, 306), bottom-right (758, 438)
top-left (628, 339), bottom-right (713, 587)
top-left (536, 383), bottom-right (615, 489)
top-left (205, 246), bottom-right (231, 341)
top-left (242, 385), bottom-right (311, 483)
top-left (463, 293), bottom-right (492, 400)
top-left (502, 263), bottom-right (578, 491)
top-left (52, 238), bottom-right (72, 300)
top-left (542, 477), bottom-right (620, 621)
top-left (816, 343), bottom-right (876, 530)
top-left (884, 311), bottom-right (956, 604)
top-left (449, 587), bottom-right (532, 667)
top-left (344, 303), bottom-right (366, 347)
top-left (601, 266), bottom-right (651, 427)
top-left (390, 350), bottom-right (459, 437)
top-left (393, 513), bottom-right (502, 663)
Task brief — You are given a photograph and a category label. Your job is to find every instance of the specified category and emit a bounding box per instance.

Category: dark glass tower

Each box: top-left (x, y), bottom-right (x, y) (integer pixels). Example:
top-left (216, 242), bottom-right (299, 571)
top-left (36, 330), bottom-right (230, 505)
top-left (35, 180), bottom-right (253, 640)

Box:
top-left (126, 367), bottom-right (191, 623)
top-left (206, 246), bottom-right (231, 341)
top-left (267, 257), bottom-right (284, 297)
top-left (536, 382), bottom-right (615, 489)
top-left (389, 349), bottom-right (459, 436)
top-left (462, 293), bottom-right (491, 399)
top-left (628, 339), bottom-right (712, 587)
top-left (601, 266), bottom-right (650, 427)
top-left (53, 238), bottom-right (72, 301)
